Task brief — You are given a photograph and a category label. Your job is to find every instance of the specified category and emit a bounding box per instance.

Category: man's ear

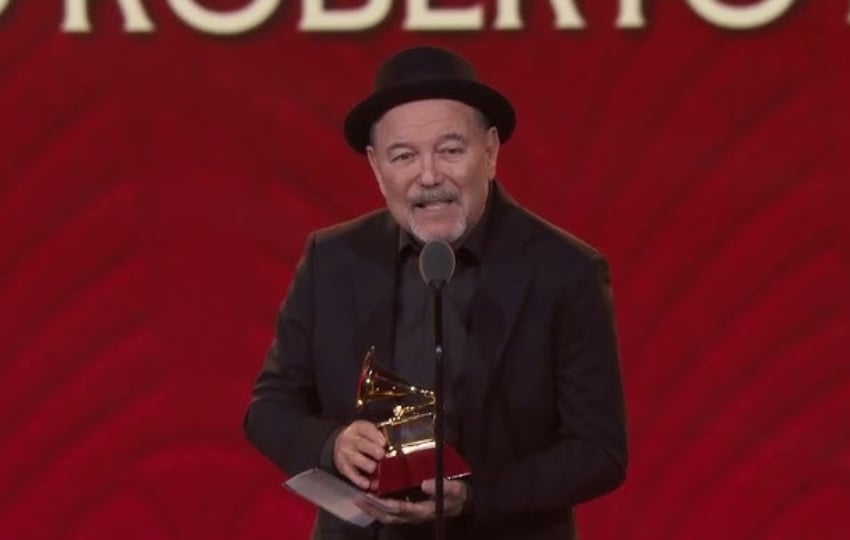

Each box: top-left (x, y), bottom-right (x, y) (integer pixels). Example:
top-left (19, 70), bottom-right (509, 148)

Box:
top-left (485, 126), bottom-right (500, 175)
top-left (366, 146), bottom-right (387, 197)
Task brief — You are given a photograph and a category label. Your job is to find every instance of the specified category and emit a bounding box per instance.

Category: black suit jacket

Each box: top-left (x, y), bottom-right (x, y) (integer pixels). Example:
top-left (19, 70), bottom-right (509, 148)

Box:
top-left (245, 183), bottom-right (627, 539)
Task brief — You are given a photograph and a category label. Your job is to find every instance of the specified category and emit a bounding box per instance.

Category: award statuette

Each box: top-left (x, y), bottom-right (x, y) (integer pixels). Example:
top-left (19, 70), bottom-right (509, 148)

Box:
top-left (356, 347), bottom-right (471, 498)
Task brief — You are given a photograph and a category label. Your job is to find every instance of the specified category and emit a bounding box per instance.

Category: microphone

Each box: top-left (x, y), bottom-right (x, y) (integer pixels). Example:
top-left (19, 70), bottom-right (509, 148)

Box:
top-left (418, 240), bottom-right (456, 290)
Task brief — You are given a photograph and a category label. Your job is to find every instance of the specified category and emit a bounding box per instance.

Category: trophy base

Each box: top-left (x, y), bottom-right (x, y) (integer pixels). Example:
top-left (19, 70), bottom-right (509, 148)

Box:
top-left (370, 441), bottom-right (471, 498)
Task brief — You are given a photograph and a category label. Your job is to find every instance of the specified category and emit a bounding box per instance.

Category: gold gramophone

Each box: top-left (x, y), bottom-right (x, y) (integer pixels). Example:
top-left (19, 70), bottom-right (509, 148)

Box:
top-left (356, 347), bottom-right (470, 498)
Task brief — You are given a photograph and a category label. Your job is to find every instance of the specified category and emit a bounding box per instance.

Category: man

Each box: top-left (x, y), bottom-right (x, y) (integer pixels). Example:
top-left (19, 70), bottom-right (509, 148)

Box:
top-left (244, 46), bottom-right (627, 539)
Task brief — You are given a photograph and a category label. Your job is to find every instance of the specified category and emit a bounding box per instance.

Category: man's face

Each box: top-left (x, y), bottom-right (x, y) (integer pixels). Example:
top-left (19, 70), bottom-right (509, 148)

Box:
top-left (367, 99), bottom-right (499, 244)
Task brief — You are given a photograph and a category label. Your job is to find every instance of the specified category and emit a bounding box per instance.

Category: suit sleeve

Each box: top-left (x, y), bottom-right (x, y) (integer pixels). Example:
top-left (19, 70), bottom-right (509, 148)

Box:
top-left (472, 255), bottom-right (628, 523)
top-left (243, 234), bottom-right (342, 476)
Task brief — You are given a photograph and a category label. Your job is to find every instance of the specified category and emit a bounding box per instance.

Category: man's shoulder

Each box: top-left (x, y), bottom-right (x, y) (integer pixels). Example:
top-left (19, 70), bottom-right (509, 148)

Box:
top-left (505, 200), bottom-right (604, 264)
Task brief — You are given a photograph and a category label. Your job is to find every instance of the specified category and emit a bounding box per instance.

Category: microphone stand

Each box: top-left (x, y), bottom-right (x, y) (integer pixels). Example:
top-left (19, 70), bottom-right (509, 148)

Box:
top-left (419, 240), bottom-right (455, 540)
top-left (430, 279), bottom-right (446, 540)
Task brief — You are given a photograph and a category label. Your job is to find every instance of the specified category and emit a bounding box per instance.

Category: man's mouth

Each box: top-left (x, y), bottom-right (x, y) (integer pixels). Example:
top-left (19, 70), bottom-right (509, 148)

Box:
top-left (415, 200), bottom-right (453, 210)
top-left (412, 193), bottom-right (457, 210)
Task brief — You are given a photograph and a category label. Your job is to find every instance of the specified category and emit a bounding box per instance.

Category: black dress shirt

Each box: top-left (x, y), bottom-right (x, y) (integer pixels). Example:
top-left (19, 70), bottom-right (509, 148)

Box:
top-left (391, 187), bottom-right (492, 435)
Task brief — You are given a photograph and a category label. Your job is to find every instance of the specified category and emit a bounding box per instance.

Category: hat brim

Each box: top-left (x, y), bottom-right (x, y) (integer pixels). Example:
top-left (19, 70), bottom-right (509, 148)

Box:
top-left (343, 79), bottom-right (516, 154)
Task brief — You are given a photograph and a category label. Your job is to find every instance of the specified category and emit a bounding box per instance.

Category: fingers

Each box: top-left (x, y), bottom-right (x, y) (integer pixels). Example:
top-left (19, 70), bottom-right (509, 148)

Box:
top-left (421, 478), bottom-right (462, 496)
top-left (357, 495), bottom-right (435, 525)
top-left (353, 425), bottom-right (386, 461)
top-left (421, 479), bottom-right (468, 517)
top-left (333, 421), bottom-right (387, 490)
top-left (396, 498), bottom-right (437, 521)
top-left (358, 479), bottom-right (470, 524)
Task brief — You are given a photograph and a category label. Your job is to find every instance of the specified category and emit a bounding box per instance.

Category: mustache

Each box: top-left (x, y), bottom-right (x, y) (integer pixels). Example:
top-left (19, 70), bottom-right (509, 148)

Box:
top-left (409, 188), bottom-right (458, 206)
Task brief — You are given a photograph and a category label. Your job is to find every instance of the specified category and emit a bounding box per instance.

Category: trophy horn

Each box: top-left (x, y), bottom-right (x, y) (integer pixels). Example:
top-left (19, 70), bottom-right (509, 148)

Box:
top-left (356, 347), bottom-right (434, 409)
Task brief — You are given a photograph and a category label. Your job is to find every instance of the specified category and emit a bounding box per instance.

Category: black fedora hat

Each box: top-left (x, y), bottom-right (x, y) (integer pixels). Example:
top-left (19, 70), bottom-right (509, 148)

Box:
top-left (343, 46), bottom-right (516, 154)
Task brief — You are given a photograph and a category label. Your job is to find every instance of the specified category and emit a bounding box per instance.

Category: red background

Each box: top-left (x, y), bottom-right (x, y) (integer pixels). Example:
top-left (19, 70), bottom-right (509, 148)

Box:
top-left (1, 1), bottom-right (848, 538)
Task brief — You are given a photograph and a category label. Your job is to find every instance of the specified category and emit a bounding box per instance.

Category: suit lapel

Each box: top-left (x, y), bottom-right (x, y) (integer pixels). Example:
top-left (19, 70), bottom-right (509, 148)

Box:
top-left (466, 184), bottom-right (533, 414)
top-left (350, 212), bottom-right (399, 371)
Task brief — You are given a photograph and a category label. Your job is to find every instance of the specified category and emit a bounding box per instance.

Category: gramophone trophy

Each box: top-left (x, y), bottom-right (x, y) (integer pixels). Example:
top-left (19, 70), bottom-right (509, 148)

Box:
top-left (356, 347), bottom-right (471, 498)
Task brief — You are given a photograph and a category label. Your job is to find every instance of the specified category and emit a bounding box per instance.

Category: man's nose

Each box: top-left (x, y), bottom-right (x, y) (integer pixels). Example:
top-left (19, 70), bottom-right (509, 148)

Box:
top-left (418, 154), bottom-right (440, 186)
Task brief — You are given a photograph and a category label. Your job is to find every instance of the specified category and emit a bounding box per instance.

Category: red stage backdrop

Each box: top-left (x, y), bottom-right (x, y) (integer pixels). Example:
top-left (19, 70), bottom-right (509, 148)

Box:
top-left (1, 1), bottom-right (848, 539)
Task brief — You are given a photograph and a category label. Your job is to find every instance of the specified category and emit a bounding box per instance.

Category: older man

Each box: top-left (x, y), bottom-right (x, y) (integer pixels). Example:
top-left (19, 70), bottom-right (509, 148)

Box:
top-left (244, 46), bottom-right (627, 540)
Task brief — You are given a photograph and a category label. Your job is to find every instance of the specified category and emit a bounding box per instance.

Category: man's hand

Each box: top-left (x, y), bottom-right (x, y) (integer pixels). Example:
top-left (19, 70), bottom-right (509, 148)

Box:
top-left (333, 420), bottom-right (386, 490)
top-left (356, 479), bottom-right (469, 525)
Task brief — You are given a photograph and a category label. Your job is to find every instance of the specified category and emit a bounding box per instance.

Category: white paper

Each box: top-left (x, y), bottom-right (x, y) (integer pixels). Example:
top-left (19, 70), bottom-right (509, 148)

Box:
top-left (283, 468), bottom-right (374, 527)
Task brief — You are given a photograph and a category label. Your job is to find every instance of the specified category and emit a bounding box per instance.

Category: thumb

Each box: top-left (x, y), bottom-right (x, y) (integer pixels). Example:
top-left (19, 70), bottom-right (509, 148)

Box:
top-left (421, 478), bottom-right (436, 495)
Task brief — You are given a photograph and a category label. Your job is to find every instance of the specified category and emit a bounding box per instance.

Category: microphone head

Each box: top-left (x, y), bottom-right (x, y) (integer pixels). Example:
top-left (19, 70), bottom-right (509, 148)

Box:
top-left (418, 240), bottom-right (456, 288)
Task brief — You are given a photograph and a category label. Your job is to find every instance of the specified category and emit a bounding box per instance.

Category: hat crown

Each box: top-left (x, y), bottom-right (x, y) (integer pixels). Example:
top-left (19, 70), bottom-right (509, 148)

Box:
top-left (344, 46), bottom-right (515, 153)
top-left (375, 47), bottom-right (477, 91)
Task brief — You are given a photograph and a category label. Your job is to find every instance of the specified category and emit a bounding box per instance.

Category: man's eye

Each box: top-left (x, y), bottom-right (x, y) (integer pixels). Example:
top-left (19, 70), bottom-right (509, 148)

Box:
top-left (391, 152), bottom-right (414, 163)
top-left (440, 147), bottom-right (463, 156)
